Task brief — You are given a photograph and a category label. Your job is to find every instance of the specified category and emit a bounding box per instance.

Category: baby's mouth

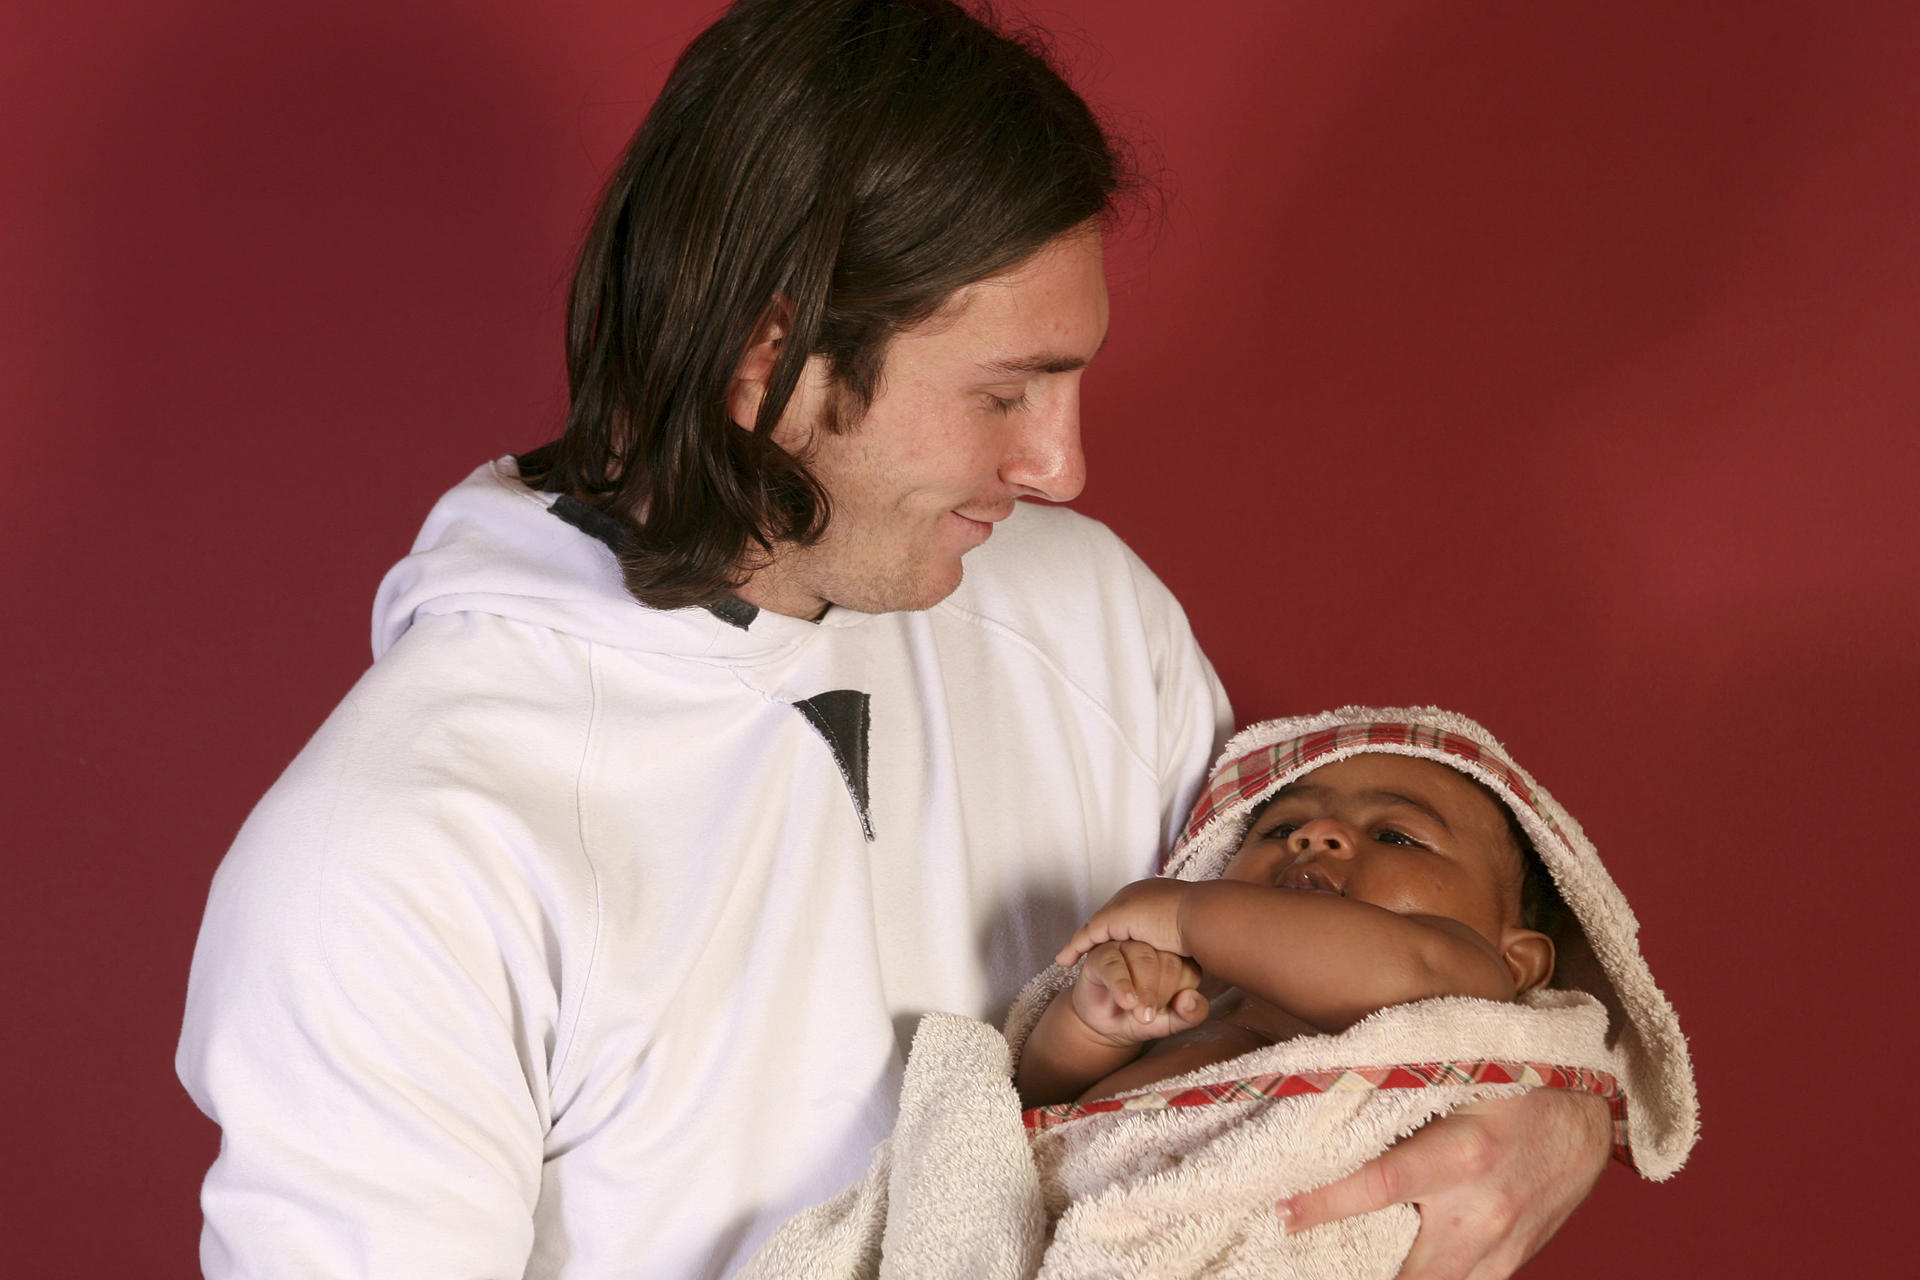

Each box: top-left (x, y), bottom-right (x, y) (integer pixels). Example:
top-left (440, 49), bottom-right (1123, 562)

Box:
top-left (1280, 862), bottom-right (1342, 895)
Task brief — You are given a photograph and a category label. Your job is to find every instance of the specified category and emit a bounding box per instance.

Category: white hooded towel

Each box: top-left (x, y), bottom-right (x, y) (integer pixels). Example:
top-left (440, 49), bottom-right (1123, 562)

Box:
top-left (739, 708), bottom-right (1698, 1278)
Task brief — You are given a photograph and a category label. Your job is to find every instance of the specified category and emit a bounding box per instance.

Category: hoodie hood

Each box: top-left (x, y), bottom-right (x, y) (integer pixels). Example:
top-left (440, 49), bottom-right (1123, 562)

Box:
top-left (1164, 706), bottom-right (1699, 1179)
top-left (371, 459), bottom-right (843, 665)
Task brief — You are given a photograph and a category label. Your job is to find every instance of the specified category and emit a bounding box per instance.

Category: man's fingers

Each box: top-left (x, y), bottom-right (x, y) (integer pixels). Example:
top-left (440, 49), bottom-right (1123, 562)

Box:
top-left (1279, 1093), bottom-right (1609, 1280)
top-left (1391, 1195), bottom-right (1522, 1280)
top-left (1279, 1115), bottom-right (1476, 1232)
top-left (1278, 1152), bottom-right (1409, 1235)
top-left (1280, 1157), bottom-right (1519, 1280)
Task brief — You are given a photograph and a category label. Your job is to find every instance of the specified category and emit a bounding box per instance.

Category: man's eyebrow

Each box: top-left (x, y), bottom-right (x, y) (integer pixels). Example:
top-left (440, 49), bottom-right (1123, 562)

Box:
top-left (975, 334), bottom-right (1108, 378)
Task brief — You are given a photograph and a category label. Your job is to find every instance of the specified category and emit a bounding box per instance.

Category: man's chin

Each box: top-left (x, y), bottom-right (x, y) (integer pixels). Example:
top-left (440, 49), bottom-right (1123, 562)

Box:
top-left (841, 559), bottom-right (966, 616)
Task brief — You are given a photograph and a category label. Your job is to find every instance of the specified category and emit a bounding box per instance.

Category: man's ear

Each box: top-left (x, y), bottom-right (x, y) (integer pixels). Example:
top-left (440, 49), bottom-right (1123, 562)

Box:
top-left (1498, 928), bottom-right (1556, 995)
top-left (727, 296), bottom-right (795, 432)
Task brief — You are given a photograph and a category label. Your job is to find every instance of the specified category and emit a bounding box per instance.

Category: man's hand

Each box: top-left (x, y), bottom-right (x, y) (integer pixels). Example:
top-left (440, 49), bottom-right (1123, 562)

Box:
top-left (1071, 940), bottom-right (1209, 1043)
top-left (1055, 877), bottom-right (1194, 966)
top-left (1277, 1089), bottom-right (1613, 1280)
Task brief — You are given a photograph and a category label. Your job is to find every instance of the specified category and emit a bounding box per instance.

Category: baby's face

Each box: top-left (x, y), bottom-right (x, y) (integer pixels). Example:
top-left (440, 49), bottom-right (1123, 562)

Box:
top-left (1221, 754), bottom-right (1522, 946)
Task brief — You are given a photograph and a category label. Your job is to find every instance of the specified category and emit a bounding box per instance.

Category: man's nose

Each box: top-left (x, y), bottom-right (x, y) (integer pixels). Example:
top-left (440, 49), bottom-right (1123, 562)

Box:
top-left (1287, 818), bottom-right (1358, 859)
top-left (1001, 388), bottom-right (1086, 503)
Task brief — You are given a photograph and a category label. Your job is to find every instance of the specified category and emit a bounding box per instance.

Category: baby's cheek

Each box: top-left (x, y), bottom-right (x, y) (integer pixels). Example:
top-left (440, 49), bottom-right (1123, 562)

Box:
top-left (1216, 850), bottom-right (1262, 884)
top-left (1369, 871), bottom-right (1445, 914)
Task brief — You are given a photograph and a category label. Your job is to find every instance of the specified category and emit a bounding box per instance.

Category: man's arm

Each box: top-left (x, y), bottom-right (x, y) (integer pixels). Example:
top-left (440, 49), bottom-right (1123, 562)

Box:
top-left (174, 658), bottom-right (594, 1276)
top-left (1056, 878), bottom-right (1516, 1032)
top-left (177, 802), bottom-right (554, 1276)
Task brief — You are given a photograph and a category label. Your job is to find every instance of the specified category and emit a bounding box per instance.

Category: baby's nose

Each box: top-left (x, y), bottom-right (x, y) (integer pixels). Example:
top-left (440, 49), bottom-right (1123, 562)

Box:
top-left (1287, 818), bottom-right (1356, 858)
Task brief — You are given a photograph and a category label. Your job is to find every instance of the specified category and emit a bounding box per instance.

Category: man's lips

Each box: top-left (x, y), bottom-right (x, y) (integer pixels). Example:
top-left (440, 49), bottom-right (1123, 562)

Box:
top-left (951, 504), bottom-right (1015, 543)
top-left (954, 503), bottom-right (1016, 526)
top-left (950, 512), bottom-right (995, 545)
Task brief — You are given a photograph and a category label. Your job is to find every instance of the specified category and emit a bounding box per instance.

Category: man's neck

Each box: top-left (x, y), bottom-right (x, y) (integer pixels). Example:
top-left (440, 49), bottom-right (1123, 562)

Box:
top-left (732, 556), bottom-right (830, 621)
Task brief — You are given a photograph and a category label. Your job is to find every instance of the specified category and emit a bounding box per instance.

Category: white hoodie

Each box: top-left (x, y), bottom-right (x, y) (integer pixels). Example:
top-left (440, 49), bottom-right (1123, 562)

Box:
top-left (178, 459), bottom-right (1230, 1279)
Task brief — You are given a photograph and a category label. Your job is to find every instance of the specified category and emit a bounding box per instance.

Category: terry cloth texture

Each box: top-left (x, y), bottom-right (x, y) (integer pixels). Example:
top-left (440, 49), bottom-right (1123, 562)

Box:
top-left (739, 995), bottom-right (1618, 1280)
top-left (1143, 707), bottom-right (1700, 1179)
top-left (1005, 709), bottom-right (1697, 1179)
top-left (740, 707), bottom-right (1696, 1279)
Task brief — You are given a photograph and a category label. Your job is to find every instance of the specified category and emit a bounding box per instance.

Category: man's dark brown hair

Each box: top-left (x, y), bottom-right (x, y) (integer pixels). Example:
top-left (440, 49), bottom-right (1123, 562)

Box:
top-left (519, 0), bottom-right (1131, 608)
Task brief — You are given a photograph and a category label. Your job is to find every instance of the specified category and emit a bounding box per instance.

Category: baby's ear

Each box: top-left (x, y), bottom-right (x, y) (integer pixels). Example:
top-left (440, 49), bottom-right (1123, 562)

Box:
top-left (1499, 928), bottom-right (1556, 995)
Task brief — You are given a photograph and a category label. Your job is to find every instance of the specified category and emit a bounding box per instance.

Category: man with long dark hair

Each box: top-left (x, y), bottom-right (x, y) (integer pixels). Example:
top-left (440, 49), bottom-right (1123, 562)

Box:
top-left (178, 2), bottom-right (1611, 1276)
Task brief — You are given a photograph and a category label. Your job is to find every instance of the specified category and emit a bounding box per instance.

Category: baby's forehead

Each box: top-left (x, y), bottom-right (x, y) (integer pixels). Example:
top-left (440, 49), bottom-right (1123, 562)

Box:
top-left (1260, 753), bottom-right (1519, 844)
top-left (1284, 752), bottom-right (1490, 802)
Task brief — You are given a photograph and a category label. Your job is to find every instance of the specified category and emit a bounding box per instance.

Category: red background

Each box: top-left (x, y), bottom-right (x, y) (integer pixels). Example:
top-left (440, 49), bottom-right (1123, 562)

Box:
top-left (5, 1), bottom-right (1916, 1274)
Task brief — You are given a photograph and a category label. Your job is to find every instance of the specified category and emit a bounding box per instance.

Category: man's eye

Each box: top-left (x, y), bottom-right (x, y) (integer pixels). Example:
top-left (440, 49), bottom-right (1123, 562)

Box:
top-left (985, 391), bottom-right (1029, 414)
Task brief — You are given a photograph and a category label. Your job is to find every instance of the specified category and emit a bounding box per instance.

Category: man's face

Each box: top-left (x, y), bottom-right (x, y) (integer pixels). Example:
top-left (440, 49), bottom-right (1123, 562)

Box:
top-left (1221, 755), bottom-right (1524, 946)
top-left (739, 226), bottom-right (1109, 618)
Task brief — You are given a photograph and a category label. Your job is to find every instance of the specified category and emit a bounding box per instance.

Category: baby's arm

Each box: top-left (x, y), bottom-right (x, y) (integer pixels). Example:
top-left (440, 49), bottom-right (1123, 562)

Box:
top-left (1015, 940), bottom-right (1208, 1108)
top-left (1057, 879), bottom-right (1517, 1033)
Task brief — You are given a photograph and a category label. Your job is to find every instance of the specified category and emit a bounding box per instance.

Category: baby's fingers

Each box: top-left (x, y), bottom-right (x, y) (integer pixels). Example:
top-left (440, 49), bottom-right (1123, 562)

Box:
top-left (1155, 953), bottom-right (1208, 1023)
top-left (1106, 942), bottom-right (1197, 1025)
top-left (1127, 980), bottom-right (1211, 1039)
top-left (1086, 942), bottom-right (1145, 1010)
top-left (1167, 986), bottom-right (1210, 1031)
top-left (1111, 942), bottom-right (1168, 1021)
top-left (1055, 921), bottom-right (1117, 967)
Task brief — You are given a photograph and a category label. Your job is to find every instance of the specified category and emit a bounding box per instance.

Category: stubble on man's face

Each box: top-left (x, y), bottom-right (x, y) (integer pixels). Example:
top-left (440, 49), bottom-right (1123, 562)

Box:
top-left (736, 228), bottom-right (1108, 619)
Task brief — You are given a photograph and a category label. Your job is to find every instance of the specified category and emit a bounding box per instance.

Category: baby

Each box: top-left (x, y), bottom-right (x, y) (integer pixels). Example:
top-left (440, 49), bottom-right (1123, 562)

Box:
top-left (738, 708), bottom-right (1696, 1280)
top-left (1017, 750), bottom-right (1563, 1107)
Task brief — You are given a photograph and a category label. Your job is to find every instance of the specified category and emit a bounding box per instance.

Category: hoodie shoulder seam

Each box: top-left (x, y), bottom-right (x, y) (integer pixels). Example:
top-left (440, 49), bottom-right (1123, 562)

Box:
top-left (931, 594), bottom-right (1159, 783)
top-left (547, 638), bottom-right (606, 1093)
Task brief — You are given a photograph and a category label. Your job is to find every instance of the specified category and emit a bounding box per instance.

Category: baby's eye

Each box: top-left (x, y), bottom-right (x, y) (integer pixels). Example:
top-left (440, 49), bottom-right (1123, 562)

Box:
top-left (1262, 823), bottom-right (1299, 841)
top-left (1374, 828), bottom-right (1421, 848)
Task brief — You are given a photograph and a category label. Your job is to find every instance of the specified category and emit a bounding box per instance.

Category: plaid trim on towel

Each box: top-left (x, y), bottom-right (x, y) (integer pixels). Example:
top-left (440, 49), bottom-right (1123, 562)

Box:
top-left (1179, 723), bottom-right (1572, 853)
top-left (1023, 1059), bottom-right (1634, 1169)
